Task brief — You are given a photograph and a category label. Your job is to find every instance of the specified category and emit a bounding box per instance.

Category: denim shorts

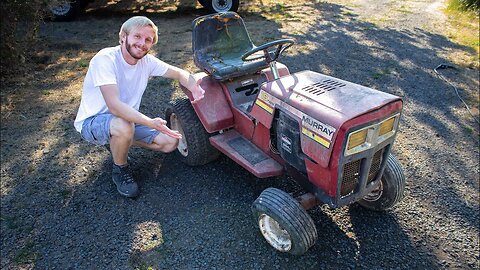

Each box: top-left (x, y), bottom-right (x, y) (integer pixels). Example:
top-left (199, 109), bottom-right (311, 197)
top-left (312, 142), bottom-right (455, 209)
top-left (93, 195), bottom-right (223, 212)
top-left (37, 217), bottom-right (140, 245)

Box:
top-left (80, 114), bottom-right (160, 146)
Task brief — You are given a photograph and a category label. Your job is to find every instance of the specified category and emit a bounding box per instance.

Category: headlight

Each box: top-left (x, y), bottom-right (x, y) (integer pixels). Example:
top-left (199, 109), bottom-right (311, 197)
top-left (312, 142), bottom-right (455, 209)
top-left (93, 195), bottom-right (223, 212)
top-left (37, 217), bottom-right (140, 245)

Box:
top-left (379, 116), bottom-right (396, 136)
top-left (347, 129), bottom-right (368, 150)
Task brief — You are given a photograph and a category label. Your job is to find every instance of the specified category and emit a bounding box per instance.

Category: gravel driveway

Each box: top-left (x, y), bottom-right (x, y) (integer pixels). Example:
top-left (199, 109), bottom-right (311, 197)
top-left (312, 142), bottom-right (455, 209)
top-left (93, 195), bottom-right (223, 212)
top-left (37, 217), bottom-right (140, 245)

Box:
top-left (1, 0), bottom-right (478, 269)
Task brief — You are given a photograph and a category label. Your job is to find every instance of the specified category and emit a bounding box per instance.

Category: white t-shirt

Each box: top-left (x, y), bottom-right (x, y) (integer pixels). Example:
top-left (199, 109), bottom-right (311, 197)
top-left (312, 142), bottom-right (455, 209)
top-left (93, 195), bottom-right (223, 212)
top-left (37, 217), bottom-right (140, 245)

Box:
top-left (74, 45), bottom-right (169, 132)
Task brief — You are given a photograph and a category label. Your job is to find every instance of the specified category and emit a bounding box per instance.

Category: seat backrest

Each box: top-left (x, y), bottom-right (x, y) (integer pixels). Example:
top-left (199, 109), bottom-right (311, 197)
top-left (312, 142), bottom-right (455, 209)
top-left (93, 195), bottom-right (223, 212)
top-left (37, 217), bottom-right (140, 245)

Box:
top-left (192, 12), bottom-right (255, 68)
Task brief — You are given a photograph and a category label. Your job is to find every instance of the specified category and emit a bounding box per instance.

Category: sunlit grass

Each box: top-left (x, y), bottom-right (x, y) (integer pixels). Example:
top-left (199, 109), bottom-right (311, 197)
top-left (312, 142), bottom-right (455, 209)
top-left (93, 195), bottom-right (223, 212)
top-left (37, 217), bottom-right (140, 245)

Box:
top-left (444, 1), bottom-right (480, 68)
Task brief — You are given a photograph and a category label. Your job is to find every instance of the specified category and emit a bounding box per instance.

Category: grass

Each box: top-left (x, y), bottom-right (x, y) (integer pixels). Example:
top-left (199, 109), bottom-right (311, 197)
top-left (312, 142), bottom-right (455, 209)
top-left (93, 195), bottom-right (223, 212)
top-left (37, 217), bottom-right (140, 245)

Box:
top-left (13, 242), bottom-right (37, 265)
top-left (372, 68), bottom-right (392, 79)
top-left (78, 59), bottom-right (89, 68)
top-left (244, 0), bottom-right (296, 23)
top-left (444, 0), bottom-right (480, 68)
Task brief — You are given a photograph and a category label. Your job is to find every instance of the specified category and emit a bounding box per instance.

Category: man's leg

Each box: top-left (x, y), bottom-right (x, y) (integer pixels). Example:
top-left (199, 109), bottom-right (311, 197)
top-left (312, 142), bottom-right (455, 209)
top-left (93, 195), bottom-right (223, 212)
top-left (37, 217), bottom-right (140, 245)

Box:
top-left (109, 116), bottom-right (139, 198)
top-left (109, 116), bottom-right (135, 165)
top-left (133, 132), bottom-right (179, 153)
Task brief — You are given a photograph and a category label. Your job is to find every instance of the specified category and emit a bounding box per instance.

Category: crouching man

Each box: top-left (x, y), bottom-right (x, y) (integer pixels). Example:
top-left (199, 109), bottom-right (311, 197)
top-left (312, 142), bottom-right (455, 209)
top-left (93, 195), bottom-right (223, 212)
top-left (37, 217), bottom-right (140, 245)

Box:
top-left (74, 16), bottom-right (204, 198)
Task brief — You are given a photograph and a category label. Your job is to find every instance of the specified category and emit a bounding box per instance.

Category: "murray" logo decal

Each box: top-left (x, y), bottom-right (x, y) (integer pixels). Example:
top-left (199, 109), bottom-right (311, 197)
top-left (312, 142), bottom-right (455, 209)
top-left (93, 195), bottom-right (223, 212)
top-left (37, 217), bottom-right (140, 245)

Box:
top-left (301, 115), bottom-right (336, 149)
top-left (302, 115), bottom-right (335, 140)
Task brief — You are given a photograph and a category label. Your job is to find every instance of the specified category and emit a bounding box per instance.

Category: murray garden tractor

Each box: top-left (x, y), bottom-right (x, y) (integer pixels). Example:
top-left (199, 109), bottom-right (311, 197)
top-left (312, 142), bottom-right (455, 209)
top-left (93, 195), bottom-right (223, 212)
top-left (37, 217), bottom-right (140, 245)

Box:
top-left (166, 12), bottom-right (406, 255)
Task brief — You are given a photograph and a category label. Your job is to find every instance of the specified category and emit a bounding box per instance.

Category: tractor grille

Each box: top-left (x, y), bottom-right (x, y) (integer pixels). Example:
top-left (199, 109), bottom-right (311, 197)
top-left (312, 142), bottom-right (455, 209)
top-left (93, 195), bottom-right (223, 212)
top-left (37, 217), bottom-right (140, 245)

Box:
top-left (301, 79), bottom-right (346, 96)
top-left (341, 159), bottom-right (361, 196)
top-left (340, 148), bottom-right (384, 197)
top-left (368, 149), bottom-right (384, 182)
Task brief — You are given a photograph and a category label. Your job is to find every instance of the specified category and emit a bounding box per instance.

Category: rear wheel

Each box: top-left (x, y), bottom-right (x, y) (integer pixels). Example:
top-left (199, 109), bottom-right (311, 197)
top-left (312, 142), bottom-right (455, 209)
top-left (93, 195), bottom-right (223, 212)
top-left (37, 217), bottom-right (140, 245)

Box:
top-left (204, 0), bottom-right (240, 13)
top-left (49, 0), bottom-right (86, 21)
top-left (358, 153), bottom-right (405, 211)
top-left (166, 98), bottom-right (220, 166)
top-left (252, 188), bottom-right (317, 255)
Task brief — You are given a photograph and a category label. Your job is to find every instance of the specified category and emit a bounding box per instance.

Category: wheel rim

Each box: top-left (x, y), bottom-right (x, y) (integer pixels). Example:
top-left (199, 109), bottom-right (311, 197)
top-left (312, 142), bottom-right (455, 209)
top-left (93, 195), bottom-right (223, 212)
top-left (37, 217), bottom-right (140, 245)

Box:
top-left (212, 0), bottom-right (232, 12)
top-left (258, 214), bottom-right (292, 252)
top-left (363, 181), bottom-right (384, 201)
top-left (51, 3), bottom-right (72, 16)
top-left (169, 113), bottom-right (188, 157)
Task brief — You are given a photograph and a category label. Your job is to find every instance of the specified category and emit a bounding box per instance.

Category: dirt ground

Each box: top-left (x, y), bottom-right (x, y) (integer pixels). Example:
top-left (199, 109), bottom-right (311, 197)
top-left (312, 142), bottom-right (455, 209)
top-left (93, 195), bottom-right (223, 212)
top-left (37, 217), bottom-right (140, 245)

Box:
top-left (1, 0), bottom-right (479, 269)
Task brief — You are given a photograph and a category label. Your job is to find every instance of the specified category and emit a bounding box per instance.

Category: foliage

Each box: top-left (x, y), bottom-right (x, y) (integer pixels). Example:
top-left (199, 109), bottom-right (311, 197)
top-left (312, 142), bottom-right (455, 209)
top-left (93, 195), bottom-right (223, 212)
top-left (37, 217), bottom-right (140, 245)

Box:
top-left (448, 0), bottom-right (480, 11)
top-left (0, 0), bottom-right (60, 74)
top-left (445, 0), bottom-right (480, 68)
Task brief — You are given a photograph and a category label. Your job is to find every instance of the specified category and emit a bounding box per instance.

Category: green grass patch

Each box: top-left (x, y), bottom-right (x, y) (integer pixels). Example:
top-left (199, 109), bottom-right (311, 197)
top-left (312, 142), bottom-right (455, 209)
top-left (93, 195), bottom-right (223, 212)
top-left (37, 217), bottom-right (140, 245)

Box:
top-left (13, 242), bottom-right (37, 265)
top-left (135, 264), bottom-right (155, 270)
top-left (78, 59), bottom-right (89, 68)
top-left (445, 1), bottom-right (480, 57)
top-left (372, 68), bottom-right (392, 79)
top-left (464, 125), bottom-right (474, 133)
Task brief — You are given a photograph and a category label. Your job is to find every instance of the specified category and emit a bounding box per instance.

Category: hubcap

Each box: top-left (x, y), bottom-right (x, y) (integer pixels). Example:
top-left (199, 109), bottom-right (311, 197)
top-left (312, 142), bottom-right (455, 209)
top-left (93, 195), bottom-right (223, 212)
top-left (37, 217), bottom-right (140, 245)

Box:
top-left (169, 113), bottom-right (188, 157)
top-left (51, 3), bottom-right (72, 16)
top-left (258, 214), bottom-right (292, 252)
top-left (363, 181), bottom-right (384, 201)
top-left (212, 0), bottom-right (232, 12)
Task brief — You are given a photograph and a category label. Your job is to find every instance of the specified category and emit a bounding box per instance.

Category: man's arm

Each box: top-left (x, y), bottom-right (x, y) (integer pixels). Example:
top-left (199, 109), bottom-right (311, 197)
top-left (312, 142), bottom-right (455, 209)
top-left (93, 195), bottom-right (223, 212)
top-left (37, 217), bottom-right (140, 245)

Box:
top-left (163, 65), bottom-right (205, 103)
top-left (100, 84), bottom-right (182, 139)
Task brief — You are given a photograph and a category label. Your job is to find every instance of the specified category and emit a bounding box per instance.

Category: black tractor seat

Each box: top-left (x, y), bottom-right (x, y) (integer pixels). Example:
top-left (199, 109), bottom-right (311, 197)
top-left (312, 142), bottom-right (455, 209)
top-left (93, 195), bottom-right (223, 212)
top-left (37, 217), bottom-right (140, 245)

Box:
top-left (192, 12), bottom-right (270, 81)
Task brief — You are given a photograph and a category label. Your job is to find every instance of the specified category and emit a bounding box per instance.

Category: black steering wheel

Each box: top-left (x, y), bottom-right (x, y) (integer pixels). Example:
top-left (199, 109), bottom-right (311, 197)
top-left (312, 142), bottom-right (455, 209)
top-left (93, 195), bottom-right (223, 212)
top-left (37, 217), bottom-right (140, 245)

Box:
top-left (241, 39), bottom-right (295, 63)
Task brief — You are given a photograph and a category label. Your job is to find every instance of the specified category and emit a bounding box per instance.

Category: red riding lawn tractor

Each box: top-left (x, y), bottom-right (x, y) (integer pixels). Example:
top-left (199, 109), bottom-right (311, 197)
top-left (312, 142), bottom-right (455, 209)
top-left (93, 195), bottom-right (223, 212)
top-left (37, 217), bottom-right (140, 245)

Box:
top-left (166, 12), bottom-right (406, 255)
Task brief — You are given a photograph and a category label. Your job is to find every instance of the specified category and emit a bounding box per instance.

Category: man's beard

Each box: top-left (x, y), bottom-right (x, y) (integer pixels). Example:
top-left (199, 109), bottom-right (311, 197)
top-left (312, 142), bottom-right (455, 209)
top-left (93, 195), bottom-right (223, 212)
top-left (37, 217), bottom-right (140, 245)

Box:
top-left (125, 36), bottom-right (149, 60)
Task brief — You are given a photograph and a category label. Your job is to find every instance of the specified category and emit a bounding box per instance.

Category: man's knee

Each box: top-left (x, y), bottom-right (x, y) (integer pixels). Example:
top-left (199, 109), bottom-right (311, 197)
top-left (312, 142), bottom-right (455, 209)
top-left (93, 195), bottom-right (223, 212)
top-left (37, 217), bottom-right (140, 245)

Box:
top-left (163, 138), bottom-right (179, 153)
top-left (110, 117), bottom-right (135, 138)
top-left (151, 135), bottom-right (179, 153)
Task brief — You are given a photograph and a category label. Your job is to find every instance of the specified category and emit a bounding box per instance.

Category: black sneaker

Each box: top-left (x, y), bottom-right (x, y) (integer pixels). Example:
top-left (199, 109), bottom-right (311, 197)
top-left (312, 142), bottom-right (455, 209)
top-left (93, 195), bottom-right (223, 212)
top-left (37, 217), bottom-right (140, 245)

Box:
top-left (112, 164), bottom-right (139, 198)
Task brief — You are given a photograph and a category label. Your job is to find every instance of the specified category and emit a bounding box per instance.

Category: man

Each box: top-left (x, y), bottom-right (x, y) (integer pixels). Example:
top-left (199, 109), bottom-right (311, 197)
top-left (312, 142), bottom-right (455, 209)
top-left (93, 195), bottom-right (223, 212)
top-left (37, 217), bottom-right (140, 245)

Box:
top-left (74, 16), bottom-right (204, 198)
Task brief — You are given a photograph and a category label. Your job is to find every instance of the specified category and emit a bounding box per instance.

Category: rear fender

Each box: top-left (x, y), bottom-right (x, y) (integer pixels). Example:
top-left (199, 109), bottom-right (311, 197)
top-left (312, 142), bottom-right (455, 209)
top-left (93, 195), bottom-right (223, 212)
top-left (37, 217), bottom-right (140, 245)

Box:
top-left (181, 72), bottom-right (234, 133)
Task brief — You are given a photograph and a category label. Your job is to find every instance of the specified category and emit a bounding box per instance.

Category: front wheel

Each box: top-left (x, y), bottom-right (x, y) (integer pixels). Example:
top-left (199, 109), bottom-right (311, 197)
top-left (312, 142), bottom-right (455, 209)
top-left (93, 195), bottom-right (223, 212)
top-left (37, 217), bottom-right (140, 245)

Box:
top-left (358, 153), bottom-right (406, 211)
top-left (204, 0), bottom-right (239, 13)
top-left (166, 98), bottom-right (220, 166)
top-left (252, 188), bottom-right (318, 255)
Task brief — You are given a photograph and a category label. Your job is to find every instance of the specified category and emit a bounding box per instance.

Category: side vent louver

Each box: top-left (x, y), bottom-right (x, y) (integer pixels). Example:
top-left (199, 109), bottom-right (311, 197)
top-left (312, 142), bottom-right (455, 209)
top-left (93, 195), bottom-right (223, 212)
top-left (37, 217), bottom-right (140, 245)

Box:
top-left (301, 79), bottom-right (346, 96)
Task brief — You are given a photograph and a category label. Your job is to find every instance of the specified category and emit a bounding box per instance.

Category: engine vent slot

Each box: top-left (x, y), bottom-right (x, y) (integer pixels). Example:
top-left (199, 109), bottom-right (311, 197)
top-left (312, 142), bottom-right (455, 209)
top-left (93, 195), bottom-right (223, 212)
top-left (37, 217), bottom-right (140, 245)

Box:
top-left (301, 79), bottom-right (346, 96)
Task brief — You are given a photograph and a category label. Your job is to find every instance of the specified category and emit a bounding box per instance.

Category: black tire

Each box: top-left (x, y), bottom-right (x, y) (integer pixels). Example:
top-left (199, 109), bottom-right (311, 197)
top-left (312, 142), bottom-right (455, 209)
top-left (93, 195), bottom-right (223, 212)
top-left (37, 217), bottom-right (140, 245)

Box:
top-left (49, 0), bottom-right (85, 22)
top-left (358, 153), bottom-right (406, 211)
top-left (204, 0), bottom-right (240, 13)
top-left (165, 98), bottom-right (220, 166)
top-left (252, 188), bottom-right (317, 255)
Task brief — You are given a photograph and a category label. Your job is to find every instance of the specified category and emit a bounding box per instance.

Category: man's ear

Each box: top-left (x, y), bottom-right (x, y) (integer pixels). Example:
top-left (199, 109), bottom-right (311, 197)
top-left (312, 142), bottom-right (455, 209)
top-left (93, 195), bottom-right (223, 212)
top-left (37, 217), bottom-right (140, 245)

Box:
top-left (120, 32), bottom-right (126, 44)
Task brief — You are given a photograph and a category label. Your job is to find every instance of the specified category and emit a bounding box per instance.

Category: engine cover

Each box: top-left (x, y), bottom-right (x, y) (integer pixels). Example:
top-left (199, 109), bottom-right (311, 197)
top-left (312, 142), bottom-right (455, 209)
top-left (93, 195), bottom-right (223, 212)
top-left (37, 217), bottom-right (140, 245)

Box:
top-left (250, 70), bottom-right (402, 168)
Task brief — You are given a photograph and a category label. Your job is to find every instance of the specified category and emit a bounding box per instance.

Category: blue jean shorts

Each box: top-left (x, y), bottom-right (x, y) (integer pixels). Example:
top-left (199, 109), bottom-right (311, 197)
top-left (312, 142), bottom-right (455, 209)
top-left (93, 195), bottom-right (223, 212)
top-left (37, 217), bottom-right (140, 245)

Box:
top-left (80, 114), bottom-right (160, 146)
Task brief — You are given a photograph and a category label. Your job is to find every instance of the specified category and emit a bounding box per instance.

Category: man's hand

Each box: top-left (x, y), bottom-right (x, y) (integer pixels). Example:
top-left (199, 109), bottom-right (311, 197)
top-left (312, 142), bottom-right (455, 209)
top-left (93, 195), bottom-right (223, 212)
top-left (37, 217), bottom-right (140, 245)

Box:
top-left (163, 66), bottom-right (205, 103)
top-left (191, 78), bottom-right (205, 104)
top-left (151, 117), bottom-right (182, 139)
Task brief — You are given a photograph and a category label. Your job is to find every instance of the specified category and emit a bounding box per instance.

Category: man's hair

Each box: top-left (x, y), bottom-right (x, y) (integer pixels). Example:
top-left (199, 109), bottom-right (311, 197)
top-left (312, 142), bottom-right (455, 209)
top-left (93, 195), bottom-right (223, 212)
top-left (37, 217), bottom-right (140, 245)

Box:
top-left (119, 16), bottom-right (158, 45)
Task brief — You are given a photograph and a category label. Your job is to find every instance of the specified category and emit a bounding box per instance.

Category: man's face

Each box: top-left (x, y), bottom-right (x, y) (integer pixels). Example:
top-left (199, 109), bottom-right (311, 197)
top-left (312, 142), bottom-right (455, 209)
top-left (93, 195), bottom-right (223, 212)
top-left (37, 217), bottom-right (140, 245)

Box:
top-left (122, 26), bottom-right (155, 60)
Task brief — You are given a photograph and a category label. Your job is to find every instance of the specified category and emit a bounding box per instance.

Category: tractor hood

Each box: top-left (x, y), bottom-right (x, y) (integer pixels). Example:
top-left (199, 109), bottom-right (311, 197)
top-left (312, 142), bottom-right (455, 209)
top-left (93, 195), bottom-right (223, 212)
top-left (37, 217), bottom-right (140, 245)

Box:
top-left (251, 70), bottom-right (402, 167)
